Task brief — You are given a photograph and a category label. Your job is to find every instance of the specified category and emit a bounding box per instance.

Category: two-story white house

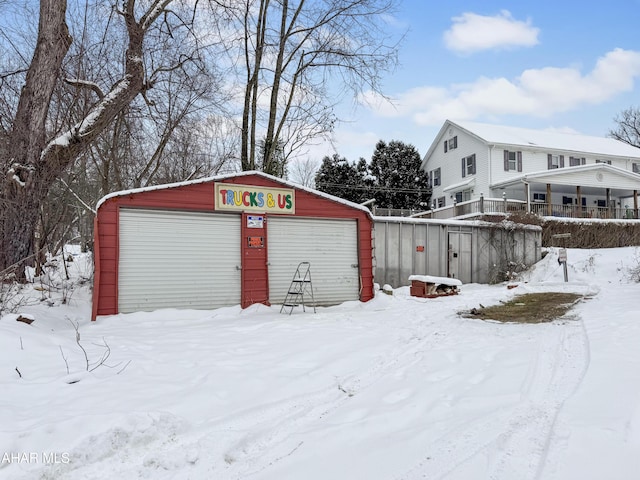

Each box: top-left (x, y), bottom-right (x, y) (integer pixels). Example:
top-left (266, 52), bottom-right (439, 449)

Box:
top-left (422, 120), bottom-right (640, 218)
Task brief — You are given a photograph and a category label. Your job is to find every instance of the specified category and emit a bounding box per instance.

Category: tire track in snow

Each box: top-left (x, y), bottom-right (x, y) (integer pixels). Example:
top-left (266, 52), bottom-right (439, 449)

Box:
top-left (31, 304), bottom-right (453, 480)
top-left (141, 305), bottom-right (466, 479)
top-left (396, 315), bottom-right (590, 480)
top-left (533, 312), bottom-right (592, 480)
top-left (488, 317), bottom-right (590, 480)
top-left (210, 307), bottom-right (467, 478)
top-left (27, 306), bottom-right (451, 480)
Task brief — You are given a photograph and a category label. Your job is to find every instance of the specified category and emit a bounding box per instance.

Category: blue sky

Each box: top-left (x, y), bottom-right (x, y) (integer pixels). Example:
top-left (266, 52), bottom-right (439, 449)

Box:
top-left (308, 0), bottom-right (640, 164)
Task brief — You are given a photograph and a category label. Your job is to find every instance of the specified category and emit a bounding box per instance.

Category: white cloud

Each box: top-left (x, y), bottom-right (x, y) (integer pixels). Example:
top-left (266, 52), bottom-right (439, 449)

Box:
top-left (363, 49), bottom-right (640, 127)
top-left (443, 10), bottom-right (540, 54)
top-left (359, 86), bottom-right (449, 118)
top-left (305, 129), bottom-right (381, 162)
top-left (380, 13), bottom-right (408, 30)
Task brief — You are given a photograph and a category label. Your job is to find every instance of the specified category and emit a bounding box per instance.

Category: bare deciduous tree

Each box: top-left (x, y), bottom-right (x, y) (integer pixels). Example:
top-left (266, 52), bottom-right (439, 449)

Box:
top-left (232, 0), bottom-right (400, 175)
top-left (610, 106), bottom-right (640, 149)
top-left (288, 157), bottom-right (319, 187)
top-left (0, 0), bottom-right (204, 279)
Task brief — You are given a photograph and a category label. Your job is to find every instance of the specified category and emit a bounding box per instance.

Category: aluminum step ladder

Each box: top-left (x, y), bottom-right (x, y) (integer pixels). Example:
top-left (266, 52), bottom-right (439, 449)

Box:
top-left (280, 262), bottom-right (316, 315)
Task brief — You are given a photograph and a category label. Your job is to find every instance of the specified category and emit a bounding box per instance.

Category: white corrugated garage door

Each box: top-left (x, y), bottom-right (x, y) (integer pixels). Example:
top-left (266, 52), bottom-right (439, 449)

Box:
top-left (268, 217), bottom-right (360, 306)
top-left (118, 209), bottom-right (241, 312)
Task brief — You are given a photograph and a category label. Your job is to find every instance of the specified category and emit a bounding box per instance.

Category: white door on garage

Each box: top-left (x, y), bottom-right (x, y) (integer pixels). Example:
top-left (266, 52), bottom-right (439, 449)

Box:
top-left (268, 217), bottom-right (360, 306)
top-left (448, 231), bottom-right (472, 283)
top-left (118, 208), bottom-right (241, 313)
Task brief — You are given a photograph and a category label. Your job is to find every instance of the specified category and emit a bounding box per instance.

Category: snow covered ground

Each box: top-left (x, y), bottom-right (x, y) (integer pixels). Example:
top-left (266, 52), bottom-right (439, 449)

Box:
top-left (1, 246), bottom-right (640, 480)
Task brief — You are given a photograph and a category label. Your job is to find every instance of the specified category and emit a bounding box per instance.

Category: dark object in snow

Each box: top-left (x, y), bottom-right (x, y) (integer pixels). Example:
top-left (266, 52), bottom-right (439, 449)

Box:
top-left (16, 315), bottom-right (34, 325)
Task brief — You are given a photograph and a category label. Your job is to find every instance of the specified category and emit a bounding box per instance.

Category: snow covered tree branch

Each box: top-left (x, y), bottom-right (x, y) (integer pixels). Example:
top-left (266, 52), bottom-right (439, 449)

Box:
top-left (63, 78), bottom-right (106, 100)
top-left (0, 0), bottom-right (193, 279)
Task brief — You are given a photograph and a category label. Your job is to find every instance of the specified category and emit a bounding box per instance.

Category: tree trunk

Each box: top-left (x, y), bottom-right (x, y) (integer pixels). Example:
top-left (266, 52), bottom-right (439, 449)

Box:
top-left (1, 0), bottom-right (71, 279)
top-left (1, 0), bottom-right (173, 279)
top-left (241, 0), bottom-right (269, 171)
top-left (263, 0), bottom-right (293, 175)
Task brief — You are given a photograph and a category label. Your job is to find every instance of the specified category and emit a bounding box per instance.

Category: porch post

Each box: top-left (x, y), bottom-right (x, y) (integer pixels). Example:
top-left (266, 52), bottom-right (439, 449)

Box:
top-left (524, 182), bottom-right (530, 213)
top-left (634, 190), bottom-right (639, 219)
top-left (576, 186), bottom-right (582, 217)
top-left (546, 183), bottom-right (552, 216)
top-left (606, 188), bottom-right (612, 218)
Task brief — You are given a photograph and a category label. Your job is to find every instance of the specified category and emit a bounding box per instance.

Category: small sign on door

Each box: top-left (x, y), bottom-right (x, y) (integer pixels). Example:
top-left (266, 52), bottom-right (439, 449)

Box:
top-left (248, 236), bottom-right (264, 248)
top-left (247, 215), bottom-right (264, 228)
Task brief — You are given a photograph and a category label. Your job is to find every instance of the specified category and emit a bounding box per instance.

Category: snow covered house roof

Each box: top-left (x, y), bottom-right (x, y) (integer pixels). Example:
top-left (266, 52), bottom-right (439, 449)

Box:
top-left (450, 120), bottom-right (640, 158)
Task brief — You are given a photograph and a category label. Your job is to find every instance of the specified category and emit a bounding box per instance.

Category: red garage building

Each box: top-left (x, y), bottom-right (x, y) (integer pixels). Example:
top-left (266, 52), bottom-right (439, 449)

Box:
top-left (92, 171), bottom-right (374, 320)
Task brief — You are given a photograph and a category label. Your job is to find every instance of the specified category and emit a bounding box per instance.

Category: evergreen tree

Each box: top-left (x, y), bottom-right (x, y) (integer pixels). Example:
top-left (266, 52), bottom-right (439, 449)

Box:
top-left (314, 154), bottom-right (370, 203)
top-left (314, 141), bottom-right (431, 209)
top-left (369, 140), bottom-right (431, 210)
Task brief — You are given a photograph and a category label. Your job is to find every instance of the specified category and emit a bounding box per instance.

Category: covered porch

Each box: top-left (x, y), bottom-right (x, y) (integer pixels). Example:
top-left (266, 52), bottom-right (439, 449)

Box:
top-left (415, 164), bottom-right (640, 220)
top-left (493, 163), bottom-right (639, 220)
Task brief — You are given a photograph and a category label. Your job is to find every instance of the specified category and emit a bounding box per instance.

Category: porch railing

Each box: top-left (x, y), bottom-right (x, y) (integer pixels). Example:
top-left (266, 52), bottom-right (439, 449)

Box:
top-left (407, 198), bottom-right (639, 220)
top-left (528, 203), bottom-right (638, 219)
top-left (411, 197), bottom-right (526, 219)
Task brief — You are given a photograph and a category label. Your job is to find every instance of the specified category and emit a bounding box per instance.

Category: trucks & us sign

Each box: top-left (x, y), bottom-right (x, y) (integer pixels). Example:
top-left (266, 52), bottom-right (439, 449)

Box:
top-left (215, 183), bottom-right (295, 214)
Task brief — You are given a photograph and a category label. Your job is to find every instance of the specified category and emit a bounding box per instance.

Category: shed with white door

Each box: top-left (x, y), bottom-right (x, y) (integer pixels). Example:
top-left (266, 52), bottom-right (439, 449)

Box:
top-left (373, 216), bottom-right (542, 287)
top-left (92, 171), bottom-right (374, 320)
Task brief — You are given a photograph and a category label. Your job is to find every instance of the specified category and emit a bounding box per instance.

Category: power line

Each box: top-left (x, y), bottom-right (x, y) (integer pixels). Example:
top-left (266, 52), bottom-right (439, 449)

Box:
top-left (315, 182), bottom-right (432, 195)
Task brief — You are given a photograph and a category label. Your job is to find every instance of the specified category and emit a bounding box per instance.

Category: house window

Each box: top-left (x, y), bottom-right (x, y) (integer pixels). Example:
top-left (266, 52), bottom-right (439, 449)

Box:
top-left (597, 199), bottom-right (607, 207)
top-left (461, 154), bottom-right (476, 177)
top-left (432, 167), bottom-right (441, 186)
top-left (569, 156), bottom-right (585, 166)
top-left (447, 136), bottom-right (457, 151)
top-left (562, 196), bottom-right (573, 205)
top-left (503, 150), bottom-right (522, 171)
top-left (455, 189), bottom-right (472, 203)
top-left (437, 196), bottom-right (446, 208)
top-left (633, 163), bottom-right (640, 173)
top-left (548, 154), bottom-right (564, 169)
top-left (533, 193), bottom-right (546, 203)
top-left (596, 159), bottom-right (612, 165)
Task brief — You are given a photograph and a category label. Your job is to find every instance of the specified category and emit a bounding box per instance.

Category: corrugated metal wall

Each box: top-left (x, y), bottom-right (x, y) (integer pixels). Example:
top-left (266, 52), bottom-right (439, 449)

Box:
top-left (373, 221), bottom-right (445, 288)
top-left (118, 209), bottom-right (241, 312)
top-left (373, 218), bottom-right (541, 287)
top-left (268, 217), bottom-right (360, 306)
